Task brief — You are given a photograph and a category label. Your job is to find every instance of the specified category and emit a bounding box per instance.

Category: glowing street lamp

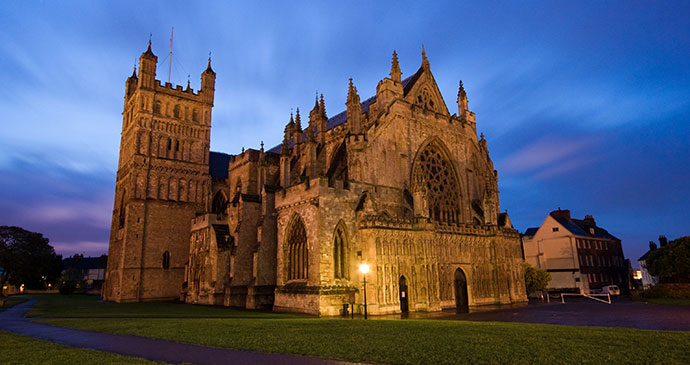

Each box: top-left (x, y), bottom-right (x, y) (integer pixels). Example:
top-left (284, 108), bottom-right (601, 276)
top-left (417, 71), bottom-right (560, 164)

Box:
top-left (359, 263), bottom-right (370, 319)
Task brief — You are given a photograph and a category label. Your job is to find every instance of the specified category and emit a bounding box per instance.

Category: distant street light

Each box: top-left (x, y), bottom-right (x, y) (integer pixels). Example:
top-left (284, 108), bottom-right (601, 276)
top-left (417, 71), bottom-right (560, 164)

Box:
top-left (359, 263), bottom-right (370, 319)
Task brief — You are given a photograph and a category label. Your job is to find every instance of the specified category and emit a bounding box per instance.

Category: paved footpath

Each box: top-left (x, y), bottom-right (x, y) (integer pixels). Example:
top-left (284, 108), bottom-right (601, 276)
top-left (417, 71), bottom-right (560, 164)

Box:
top-left (0, 300), bottom-right (353, 365)
top-left (376, 297), bottom-right (690, 331)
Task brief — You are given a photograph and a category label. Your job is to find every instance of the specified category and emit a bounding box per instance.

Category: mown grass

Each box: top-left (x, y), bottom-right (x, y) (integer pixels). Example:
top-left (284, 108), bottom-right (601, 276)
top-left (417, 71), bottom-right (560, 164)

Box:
top-left (0, 295), bottom-right (27, 312)
top-left (0, 330), bottom-right (162, 365)
top-left (26, 294), bottom-right (299, 319)
top-left (42, 317), bottom-right (690, 364)
top-left (28, 294), bottom-right (690, 364)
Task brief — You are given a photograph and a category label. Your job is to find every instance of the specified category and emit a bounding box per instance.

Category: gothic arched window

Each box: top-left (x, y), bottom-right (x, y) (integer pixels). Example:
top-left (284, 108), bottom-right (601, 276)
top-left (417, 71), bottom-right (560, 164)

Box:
top-left (162, 251), bottom-right (170, 269)
top-left (286, 215), bottom-right (308, 280)
top-left (415, 87), bottom-right (436, 111)
top-left (333, 224), bottom-right (348, 279)
top-left (414, 141), bottom-right (462, 224)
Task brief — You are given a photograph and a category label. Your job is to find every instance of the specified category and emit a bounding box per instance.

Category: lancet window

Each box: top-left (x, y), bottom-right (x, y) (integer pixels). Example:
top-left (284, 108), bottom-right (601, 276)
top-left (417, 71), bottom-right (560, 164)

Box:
top-left (286, 215), bottom-right (308, 280)
top-left (162, 250), bottom-right (170, 269)
top-left (414, 142), bottom-right (462, 224)
top-left (333, 225), bottom-right (348, 279)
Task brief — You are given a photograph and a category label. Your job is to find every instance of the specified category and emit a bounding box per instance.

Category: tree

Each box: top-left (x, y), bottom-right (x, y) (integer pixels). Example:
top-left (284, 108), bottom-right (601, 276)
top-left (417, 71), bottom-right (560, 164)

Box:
top-left (646, 236), bottom-right (690, 283)
top-left (0, 226), bottom-right (62, 295)
top-left (523, 262), bottom-right (551, 294)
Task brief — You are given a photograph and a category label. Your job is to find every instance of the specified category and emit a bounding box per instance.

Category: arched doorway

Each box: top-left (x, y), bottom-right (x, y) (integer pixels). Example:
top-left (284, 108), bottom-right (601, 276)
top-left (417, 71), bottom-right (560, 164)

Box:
top-left (454, 268), bottom-right (469, 313)
top-left (399, 276), bottom-right (409, 313)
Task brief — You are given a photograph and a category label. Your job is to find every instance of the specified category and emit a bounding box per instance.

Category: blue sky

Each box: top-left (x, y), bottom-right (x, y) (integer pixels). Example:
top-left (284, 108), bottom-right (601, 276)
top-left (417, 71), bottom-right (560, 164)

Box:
top-left (1, 1), bottom-right (688, 265)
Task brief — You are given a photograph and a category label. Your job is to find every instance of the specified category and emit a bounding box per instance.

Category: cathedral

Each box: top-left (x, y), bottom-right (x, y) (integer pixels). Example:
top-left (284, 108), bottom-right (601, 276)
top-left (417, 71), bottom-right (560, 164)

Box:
top-left (103, 42), bottom-right (527, 315)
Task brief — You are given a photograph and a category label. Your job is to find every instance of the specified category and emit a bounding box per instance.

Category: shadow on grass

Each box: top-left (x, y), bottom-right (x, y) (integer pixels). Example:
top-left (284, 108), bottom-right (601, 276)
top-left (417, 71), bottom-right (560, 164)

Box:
top-left (25, 294), bottom-right (303, 319)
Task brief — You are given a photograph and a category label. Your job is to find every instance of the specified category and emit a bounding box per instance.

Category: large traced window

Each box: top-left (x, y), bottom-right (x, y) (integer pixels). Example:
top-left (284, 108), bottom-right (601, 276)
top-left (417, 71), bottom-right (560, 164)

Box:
top-left (414, 141), bottom-right (462, 224)
top-left (333, 224), bottom-right (348, 279)
top-left (286, 215), bottom-right (308, 280)
top-left (415, 87), bottom-right (436, 111)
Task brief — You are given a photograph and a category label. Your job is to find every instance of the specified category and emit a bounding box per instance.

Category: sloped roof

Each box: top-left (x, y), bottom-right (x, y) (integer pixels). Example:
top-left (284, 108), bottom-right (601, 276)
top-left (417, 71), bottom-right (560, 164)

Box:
top-left (639, 250), bottom-right (652, 261)
top-left (266, 71), bottom-right (419, 155)
top-left (550, 214), bottom-right (620, 241)
top-left (524, 227), bottom-right (539, 237)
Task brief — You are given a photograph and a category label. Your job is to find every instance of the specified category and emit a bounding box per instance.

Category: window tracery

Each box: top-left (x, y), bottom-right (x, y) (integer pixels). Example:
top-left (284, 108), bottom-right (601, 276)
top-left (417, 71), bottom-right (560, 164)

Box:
top-left (414, 142), bottom-right (462, 224)
top-left (286, 215), bottom-right (308, 280)
top-left (415, 87), bottom-right (436, 111)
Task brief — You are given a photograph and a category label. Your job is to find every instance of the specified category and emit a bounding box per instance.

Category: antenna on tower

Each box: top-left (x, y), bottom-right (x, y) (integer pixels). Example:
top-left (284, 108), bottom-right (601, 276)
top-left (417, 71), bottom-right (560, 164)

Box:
top-left (168, 27), bottom-right (174, 84)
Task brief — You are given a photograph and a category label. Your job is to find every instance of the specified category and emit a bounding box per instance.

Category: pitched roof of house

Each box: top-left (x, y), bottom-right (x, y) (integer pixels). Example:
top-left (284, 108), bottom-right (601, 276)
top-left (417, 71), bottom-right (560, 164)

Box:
top-left (550, 213), bottom-right (620, 241)
top-left (639, 250), bottom-right (652, 261)
top-left (524, 227), bottom-right (539, 237)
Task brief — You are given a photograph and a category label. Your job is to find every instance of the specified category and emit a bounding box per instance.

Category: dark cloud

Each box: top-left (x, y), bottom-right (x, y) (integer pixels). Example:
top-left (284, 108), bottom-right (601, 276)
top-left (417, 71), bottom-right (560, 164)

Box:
top-left (1, 1), bottom-right (689, 265)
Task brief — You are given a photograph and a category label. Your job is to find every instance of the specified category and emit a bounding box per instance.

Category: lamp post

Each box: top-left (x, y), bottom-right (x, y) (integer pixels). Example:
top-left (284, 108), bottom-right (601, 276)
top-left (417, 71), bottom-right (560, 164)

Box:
top-left (359, 263), bottom-right (369, 319)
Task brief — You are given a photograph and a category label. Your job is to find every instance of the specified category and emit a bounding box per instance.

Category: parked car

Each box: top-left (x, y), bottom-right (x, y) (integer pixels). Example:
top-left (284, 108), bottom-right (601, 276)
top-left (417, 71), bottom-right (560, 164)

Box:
top-left (601, 285), bottom-right (620, 296)
top-left (589, 285), bottom-right (621, 296)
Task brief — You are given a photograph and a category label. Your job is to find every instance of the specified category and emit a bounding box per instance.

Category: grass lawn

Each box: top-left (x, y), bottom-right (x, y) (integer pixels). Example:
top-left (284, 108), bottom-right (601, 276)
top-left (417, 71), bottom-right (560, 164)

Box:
top-left (0, 295), bottom-right (27, 312)
top-left (0, 330), bottom-right (162, 364)
top-left (30, 295), bottom-right (690, 365)
top-left (26, 294), bottom-right (298, 319)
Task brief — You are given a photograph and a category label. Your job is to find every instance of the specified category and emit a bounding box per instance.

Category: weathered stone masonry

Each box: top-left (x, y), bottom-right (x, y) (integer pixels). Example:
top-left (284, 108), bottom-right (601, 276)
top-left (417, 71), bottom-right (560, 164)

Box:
top-left (104, 44), bottom-right (527, 315)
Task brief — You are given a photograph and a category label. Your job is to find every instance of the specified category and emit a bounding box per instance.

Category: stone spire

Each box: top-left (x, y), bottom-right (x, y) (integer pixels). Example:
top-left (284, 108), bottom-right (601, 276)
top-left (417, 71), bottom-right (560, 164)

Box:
top-left (390, 50), bottom-right (402, 82)
top-left (421, 45), bottom-right (430, 70)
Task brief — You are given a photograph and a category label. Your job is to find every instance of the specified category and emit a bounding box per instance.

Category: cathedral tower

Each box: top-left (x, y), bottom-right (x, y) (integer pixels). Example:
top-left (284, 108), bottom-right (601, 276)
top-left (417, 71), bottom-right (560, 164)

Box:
top-left (104, 41), bottom-right (215, 302)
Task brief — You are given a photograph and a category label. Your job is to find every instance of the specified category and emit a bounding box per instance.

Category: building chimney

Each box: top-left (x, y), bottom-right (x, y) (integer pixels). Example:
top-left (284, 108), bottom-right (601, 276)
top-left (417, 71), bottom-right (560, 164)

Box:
top-left (649, 241), bottom-right (657, 251)
top-left (550, 208), bottom-right (571, 220)
top-left (659, 235), bottom-right (668, 247)
top-left (583, 214), bottom-right (596, 226)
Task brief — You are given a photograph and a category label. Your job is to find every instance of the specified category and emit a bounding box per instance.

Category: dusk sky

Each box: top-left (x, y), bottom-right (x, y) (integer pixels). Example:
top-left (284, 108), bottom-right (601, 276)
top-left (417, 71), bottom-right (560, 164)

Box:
top-left (1, 1), bottom-right (688, 266)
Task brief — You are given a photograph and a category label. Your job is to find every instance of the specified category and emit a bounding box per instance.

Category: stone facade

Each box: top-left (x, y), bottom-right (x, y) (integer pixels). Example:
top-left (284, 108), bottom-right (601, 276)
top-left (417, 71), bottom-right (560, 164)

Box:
top-left (103, 41), bottom-right (214, 302)
top-left (104, 43), bottom-right (527, 314)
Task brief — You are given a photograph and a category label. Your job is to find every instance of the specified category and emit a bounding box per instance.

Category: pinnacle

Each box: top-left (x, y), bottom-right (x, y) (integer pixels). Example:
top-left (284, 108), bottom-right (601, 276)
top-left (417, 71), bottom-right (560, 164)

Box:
top-left (458, 80), bottom-right (466, 98)
top-left (295, 108), bottom-right (302, 130)
top-left (390, 50), bottom-right (402, 82)
top-left (421, 45), bottom-right (430, 69)
top-left (319, 93), bottom-right (326, 118)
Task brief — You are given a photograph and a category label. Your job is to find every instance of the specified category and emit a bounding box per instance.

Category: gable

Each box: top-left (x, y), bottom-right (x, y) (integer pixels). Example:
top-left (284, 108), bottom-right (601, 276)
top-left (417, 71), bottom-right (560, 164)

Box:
top-left (403, 67), bottom-right (450, 116)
